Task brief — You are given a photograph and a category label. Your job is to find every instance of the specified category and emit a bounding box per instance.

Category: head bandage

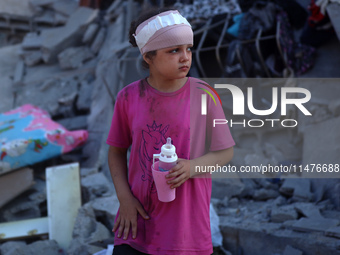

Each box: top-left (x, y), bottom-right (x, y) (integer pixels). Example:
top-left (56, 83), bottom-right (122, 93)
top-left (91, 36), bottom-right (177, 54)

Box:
top-left (133, 10), bottom-right (193, 54)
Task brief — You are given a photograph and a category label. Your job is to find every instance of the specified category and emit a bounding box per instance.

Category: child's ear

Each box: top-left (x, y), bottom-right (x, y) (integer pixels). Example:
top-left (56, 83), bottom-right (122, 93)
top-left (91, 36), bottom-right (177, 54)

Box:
top-left (143, 54), bottom-right (152, 65)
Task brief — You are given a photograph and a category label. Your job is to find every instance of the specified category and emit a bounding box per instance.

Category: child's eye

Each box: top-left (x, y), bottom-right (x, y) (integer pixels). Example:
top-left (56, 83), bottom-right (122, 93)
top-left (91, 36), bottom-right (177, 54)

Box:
top-left (187, 47), bottom-right (192, 52)
top-left (169, 48), bottom-right (179, 53)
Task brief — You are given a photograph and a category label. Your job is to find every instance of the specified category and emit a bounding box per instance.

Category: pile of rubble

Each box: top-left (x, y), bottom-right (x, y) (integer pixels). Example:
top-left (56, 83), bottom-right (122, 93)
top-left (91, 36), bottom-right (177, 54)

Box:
top-left (0, 1), bottom-right (340, 255)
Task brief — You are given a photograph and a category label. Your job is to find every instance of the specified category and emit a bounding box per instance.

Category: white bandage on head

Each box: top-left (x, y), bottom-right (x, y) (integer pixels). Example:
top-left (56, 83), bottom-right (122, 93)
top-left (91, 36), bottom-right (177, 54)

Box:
top-left (133, 10), bottom-right (193, 54)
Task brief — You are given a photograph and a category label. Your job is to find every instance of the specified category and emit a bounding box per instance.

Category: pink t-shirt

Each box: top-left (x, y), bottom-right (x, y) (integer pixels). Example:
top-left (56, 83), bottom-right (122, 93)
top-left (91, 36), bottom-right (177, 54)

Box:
top-left (107, 77), bottom-right (235, 255)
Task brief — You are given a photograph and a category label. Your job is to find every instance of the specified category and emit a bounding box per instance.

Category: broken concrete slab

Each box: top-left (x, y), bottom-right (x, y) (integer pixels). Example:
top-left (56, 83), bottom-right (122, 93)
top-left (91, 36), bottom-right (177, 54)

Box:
top-left (271, 205), bottom-right (298, 223)
top-left (82, 23), bottom-right (99, 44)
top-left (91, 27), bottom-right (107, 55)
top-left (294, 202), bottom-right (323, 218)
top-left (22, 32), bottom-right (42, 50)
top-left (29, 0), bottom-right (57, 8)
top-left (0, 168), bottom-right (34, 208)
top-left (283, 245), bottom-right (303, 255)
top-left (290, 217), bottom-right (340, 233)
top-left (58, 46), bottom-right (94, 70)
top-left (41, 7), bottom-right (98, 63)
top-left (46, 162), bottom-right (81, 250)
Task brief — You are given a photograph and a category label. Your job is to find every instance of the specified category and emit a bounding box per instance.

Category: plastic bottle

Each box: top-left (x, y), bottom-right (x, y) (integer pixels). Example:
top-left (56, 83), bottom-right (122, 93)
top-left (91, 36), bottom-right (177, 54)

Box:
top-left (153, 137), bottom-right (178, 172)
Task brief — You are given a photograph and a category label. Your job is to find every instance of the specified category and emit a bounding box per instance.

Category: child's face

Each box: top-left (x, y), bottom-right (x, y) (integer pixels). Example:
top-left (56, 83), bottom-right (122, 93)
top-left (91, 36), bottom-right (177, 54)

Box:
top-left (146, 44), bottom-right (193, 80)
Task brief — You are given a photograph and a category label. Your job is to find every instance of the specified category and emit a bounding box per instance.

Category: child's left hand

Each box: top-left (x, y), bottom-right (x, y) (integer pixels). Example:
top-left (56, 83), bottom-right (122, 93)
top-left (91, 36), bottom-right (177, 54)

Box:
top-left (166, 159), bottom-right (191, 188)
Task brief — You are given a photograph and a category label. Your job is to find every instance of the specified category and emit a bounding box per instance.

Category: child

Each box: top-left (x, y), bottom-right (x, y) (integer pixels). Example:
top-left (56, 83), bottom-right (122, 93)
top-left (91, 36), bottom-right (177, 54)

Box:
top-left (107, 8), bottom-right (235, 255)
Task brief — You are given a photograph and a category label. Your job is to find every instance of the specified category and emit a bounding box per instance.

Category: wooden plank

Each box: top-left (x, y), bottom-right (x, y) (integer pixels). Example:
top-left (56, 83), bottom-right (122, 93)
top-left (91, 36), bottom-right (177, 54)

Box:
top-left (46, 162), bottom-right (81, 250)
top-left (327, 3), bottom-right (340, 41)
top-left (0, 217), bottom-right (48, 240)
top-left (0, 168), bottom-right (34, 208)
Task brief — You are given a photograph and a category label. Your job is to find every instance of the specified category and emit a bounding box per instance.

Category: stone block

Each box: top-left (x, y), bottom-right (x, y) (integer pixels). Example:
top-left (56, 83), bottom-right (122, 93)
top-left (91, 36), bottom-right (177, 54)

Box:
top-left (58, 46), bottom-right (94, 70)
top-left (13, 59), bottom-right (25, 84)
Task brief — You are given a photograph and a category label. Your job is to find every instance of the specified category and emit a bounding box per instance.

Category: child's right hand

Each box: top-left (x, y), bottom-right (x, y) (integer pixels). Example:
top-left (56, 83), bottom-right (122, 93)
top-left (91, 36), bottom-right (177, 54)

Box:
top-left (112, 194), bottom-right (150, 240)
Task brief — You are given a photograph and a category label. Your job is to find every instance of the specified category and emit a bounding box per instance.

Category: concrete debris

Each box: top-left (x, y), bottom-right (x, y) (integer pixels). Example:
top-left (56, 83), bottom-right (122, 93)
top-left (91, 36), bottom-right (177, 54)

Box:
top-left (329, 99), bottom-right (340, 117)
top-left (279, 179), bottom-right (314, 202)
top-left (41, 7), bottom-right (98, 63)
top-left (0, 1), bottom-right (340, 254)
top-left (294, 202), bottom-right (323, 218)
top-left (0, 240), bottom-right (60, 255)
top-left (290, 217), bottom-right (340, 233)
top-left (67, 203), bottom-right (112, 255)
top-left (58, 46), bottom-right (94, 69)
top-left (83, 23), bottom-right (100, 44)
top-left (253, 188), bottom-right (280, 201)
top-left (211, 178), bottom-right (245, 199)
top-left (50, 0), bottom-right (78, 17)
top-left (22, 32), bottom-right (42, 50)
top-left (91, 27), bottom-right (107, 54)
top-left (270, 205), bottom-right (298, 223)
top-left (90, 195), bottom-right (120, 230)
top-left (77, 80), bottom-right (93, 112)
top-left (283, 245), bottom-right (303, 255)
top-left (81, 172), bottom-right (113, 202)
top-left (325, 226), bottom-right (340, 239)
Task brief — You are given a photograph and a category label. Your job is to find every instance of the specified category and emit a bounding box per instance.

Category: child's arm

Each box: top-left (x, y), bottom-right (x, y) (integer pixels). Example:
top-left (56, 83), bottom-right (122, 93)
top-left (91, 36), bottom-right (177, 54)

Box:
top-left (166, 147), bottom-right (234, 188)
top-left (108, 146), bottom-right (150, 239)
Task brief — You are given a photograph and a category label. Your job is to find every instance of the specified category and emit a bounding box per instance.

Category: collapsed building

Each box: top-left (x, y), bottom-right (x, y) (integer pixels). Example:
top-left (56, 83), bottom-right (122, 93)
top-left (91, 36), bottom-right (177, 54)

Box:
top-left (0, 0), bottom-right (340, 254)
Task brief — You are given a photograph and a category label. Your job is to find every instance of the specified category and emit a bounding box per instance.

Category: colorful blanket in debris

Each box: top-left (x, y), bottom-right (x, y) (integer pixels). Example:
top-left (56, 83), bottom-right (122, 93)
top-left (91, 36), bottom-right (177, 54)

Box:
top-left (0, 104), bottom-right (88, 174)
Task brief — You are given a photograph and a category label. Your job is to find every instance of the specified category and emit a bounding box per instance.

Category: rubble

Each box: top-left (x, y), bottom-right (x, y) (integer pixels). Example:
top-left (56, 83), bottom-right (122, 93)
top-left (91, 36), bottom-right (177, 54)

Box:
top-left (0, 1), bottom-right (340, 254)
